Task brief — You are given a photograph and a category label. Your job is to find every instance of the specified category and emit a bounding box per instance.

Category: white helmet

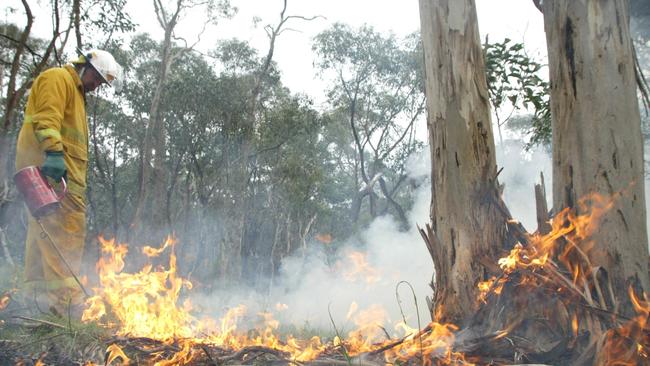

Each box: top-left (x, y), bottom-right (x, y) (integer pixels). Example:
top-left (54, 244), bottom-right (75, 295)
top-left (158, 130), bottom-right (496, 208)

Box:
top-left (73, 49), bottom-right (123, 92)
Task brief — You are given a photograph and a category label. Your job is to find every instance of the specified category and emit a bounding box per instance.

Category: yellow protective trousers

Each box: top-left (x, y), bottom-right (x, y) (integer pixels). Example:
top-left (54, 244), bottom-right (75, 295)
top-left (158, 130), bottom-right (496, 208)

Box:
top-left (24, 193), bottom-right (86, 312)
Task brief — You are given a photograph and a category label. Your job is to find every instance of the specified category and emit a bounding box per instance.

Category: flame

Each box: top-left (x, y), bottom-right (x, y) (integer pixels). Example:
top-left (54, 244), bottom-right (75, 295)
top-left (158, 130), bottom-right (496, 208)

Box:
top-left (473, 192), bottom-right (650, 363)
top-left (476, 193), bottom-right (617, 304)
top-left (598, 287), bottom-right (650, 365)
top-left (345, 304), bottom-right (390, 354)
top-left (384, 321), bottom-right (472, 365)
top-left (343, 251), bottom-right (381, 283)
top-left (83, 236), bottom-right (195, 340)
top-left (77, 190), bottom-right (650, 365)
top-left (315, 233), bottom-right (333, 244)
top-left (477, 276), bottom-right (506, 303)
top-left (82, 235), bottom-right (469, 364)
top-left (105, 344), bottom-right (130, 365)
top-left (153, 340), bottom-right (195, 366)
top-left (0, 291), bottom-right (11, 311)
top-left (82, 237), bottom-right (332, 363)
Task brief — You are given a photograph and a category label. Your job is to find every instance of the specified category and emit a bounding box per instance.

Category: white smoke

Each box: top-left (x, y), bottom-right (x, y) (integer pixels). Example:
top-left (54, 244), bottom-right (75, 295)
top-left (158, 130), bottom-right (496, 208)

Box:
top-left (189, 142), bottom-right (556, 336)
top-left (191, 149), bottom-right (434, 336)
top-left (495, 138), bottom-right (553, 231)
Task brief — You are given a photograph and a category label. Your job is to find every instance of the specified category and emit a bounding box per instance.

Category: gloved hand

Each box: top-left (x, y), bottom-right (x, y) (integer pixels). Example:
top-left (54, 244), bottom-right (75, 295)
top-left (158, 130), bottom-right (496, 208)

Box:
top-left (41, 151), bottom-right (66, 182)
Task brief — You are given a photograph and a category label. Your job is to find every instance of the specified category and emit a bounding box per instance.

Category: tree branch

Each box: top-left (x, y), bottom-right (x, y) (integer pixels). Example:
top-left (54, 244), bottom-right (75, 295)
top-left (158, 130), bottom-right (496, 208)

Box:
top-left (2, 0), bottom-right (34, 134)
top-left (73, 0), bottom-right (82, 49)
top-left (379, 96), bottom-right (425, 162)
top-left (0, 33), bottom-right (42, 58)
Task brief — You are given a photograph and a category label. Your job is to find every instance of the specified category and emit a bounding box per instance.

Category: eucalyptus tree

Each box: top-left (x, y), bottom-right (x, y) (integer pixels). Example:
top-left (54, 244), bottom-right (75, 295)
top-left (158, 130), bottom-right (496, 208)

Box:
top-left (207, 34), bottom-right (336, 286)
top-left (542, 0), bottom-right (649, 317)
top-left (418, 2), bottom-right (650, 355)
top-left (250, 94), bottom-right (335, 288)
top-left (86, 32), bottom-right (336, 286)
top-left (129, 0), bottom-right (235, 245)
top-left (313, 24), bottom-right (426, 229)
top-left (207, 1), bottom-right (325, 285)
top-left (418, 0), bottom-right (513, 324)
top-left (158, 49), bottom-right (233, 280)
top-left (506, 0), bottom-right (650, 149)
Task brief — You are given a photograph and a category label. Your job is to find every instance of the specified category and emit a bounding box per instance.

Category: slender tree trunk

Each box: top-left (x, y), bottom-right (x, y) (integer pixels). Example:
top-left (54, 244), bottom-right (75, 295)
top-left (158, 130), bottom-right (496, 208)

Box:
top-left (543, 0), bottom-right (650, 314)
top-left (269, 213), bottom-right (282, 292)
top-left (0, 0), bottom-right (34, 188)
top-left (111, 139), bottom-right (119, 236)
top-left (131, 17), bottom-right (176, 242)
top-left (299, 214), bottom-right (317, 259)
top-left (73, 0), bottom-right (82, 49)
top-left (419, 0), bottom-right (511, 324)
top-left (0, 227), bottom-right (15, 267)
top-left (285, 216), bottom-right (292, 255)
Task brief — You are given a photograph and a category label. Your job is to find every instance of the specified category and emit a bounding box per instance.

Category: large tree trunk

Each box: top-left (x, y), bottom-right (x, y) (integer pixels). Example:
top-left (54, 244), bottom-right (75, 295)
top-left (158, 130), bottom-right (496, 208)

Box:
top-left (543, 0), bottom-right (650, 315)
top-left (418, 0), bottom-right (512, 324)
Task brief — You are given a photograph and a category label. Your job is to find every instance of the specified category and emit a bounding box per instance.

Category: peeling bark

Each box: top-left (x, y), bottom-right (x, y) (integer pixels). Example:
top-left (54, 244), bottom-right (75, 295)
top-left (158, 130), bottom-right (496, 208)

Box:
top-left (535, 172), bottom-right (551, 235)
top-left (543, 0), bottom-right (650, 315)
top-left (419, 0), bottom-right (512, 324)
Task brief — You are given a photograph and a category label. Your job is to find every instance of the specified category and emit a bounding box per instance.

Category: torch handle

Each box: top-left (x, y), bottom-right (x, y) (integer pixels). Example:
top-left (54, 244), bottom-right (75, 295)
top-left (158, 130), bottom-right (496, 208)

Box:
top-left (36, 219), bottom-right (90, 299)
top-left (55, 177), bottom-right (67, 201)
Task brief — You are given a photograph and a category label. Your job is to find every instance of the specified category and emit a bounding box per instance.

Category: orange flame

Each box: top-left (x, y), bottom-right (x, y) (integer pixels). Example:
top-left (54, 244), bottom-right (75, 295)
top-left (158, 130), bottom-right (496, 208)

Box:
top-left (599, 287), bottom-right (650, 365)
top-left (82, 235), bottom-right (470, 364)
top-left (476, 193), bottom-right (616, 304)
top-left (105, 344), bottom-right (130, 365)
top-left (0, 291), bottom-right (11, 311)
top-left (384, 322), bottom-right (472, 365)
top-left (345, 304), bottom-right (389, 354)
top-left (80, 191), bottom-right (648, 365)
top-left (83, 236), bottom-right (195, 340)
top-left (315, 233), bottom-right (333, 244)
top-left (343, 251), bottom-right (381, 283)
top-left (83, 237), bottom-right (331, 363)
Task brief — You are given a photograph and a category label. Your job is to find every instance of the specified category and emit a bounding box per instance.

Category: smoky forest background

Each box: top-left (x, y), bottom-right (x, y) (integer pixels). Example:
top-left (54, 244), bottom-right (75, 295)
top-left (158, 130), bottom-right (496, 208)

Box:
top-left (0, 0), bottom-right (649, 312)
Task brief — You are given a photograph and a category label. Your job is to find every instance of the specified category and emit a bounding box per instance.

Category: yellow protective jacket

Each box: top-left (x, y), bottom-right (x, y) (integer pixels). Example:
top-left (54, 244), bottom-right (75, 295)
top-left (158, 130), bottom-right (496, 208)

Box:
top-left (15, 65), bottom-right (89, 202)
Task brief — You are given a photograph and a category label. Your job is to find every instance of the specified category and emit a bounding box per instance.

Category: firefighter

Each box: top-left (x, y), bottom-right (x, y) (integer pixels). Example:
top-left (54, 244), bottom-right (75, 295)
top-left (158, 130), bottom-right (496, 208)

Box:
top-left (15, 50), bottom-right (122, 317)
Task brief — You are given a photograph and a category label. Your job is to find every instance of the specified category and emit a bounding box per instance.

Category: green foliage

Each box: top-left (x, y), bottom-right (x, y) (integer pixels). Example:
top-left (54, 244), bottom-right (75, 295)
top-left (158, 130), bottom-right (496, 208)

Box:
top-left (212, 38), bottom-right (260, 74)
top-left (82, 0), bottom-right (137, 47)
top-left (0, 22), bottom-right (50, 89)
top-left (484, 38), bottom-right (551, 149)
top-left (313, 24), bottom-right (426, 228)
top-left (2, 7), bottom-right (427, 291)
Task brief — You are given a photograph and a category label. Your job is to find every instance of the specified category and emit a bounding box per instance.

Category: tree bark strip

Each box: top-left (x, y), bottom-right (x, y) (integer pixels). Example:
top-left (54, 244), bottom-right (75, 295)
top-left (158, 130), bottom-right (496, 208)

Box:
top-left (543, 0), bottom-right (650, 314)
top-left (418, 0), bottom-right (511, 324)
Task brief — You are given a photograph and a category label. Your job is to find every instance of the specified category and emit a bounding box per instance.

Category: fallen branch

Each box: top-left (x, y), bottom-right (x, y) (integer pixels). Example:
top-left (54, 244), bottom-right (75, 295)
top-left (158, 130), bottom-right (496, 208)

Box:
top-left (215, 345), bottom-right (289, 363)
top-left (12, 315), bottom-right (66, 329)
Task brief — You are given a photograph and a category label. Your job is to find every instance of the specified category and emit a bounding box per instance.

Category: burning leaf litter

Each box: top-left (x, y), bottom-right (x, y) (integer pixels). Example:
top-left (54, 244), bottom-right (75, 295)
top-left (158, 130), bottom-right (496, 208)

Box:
top-left (2, 193), bottom-right (649, 365)
top-left (77, 235), bottom-right (471, 365)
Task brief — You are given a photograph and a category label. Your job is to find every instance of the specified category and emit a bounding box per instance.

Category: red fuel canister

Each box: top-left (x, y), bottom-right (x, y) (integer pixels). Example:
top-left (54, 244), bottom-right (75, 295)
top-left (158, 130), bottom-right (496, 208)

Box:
top-left (14, 166), bottom-right (67, 218)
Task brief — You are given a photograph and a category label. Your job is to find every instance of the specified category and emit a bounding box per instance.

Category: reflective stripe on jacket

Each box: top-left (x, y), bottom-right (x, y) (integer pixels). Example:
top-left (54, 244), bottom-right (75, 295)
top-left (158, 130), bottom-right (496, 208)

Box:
top-left (15, 65), bottom-right (88, 202)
